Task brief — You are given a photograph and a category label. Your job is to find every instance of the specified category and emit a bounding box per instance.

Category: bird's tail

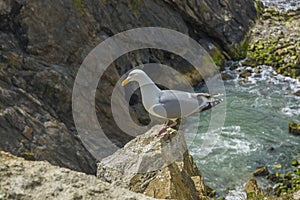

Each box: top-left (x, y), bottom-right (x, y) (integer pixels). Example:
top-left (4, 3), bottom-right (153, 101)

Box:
top-left (196, 93), bottom-right (223, 98)
top-left (199, 95), bottom-right (223, 112)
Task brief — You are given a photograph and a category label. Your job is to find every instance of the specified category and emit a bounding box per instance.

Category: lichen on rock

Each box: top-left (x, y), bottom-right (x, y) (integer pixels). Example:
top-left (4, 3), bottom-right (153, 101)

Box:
top-left (289, 121), bottom-right (300, 135)
top-left (245, 7), bottom-right (300, 78)
top-left (0, 151), bottom-right (154, 200)
top-left (97, 125), bottom-right (212, 199)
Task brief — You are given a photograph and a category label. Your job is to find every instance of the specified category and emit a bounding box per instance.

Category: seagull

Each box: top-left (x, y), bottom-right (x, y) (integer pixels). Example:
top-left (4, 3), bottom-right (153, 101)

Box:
top-left (121, 69), bottom-right (223, 136)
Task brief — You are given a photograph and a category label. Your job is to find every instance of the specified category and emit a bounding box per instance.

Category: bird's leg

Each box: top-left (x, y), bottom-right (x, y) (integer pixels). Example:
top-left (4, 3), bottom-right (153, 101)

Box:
top-left (156, 120), bottom-right (177, 137)
top-left (155, 120), bottom-right (169, 137)
top-left (164, 120), bottom-right (169, 126)
top-left (168, 120), bottom-right (177, 128)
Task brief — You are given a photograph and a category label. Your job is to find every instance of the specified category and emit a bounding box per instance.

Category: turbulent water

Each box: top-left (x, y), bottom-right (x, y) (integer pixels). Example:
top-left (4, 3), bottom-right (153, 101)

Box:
top-left (185, 66), bottom-right (300, 198)
top-left (260, 0), bottom-right (300, 11)
top-left (184, 1), bottom-right (300, 198)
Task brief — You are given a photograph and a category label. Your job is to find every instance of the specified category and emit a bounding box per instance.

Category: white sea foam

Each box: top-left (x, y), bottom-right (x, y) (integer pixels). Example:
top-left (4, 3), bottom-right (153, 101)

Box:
top-left (227, 65), bottom-right (300, 95)
top-left (225, 188), bottom-right (246, 200)
top-left (260, 0), bottom-right (299, 11)
top-left (281, 107), bottom-right (300, 116)
top-left (188, 64), bottom-right (300, 196)
top-left (192, 126), bottom-right (257, 161)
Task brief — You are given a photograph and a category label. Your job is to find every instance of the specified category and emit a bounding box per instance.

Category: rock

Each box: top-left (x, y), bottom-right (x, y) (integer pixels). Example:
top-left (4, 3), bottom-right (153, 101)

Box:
top-left (97, 125), bottom-right (210, 200)
top-left (289, 121), bottom-right (300, 135)
top-left (162, 0), bottom-right (258, 60)
top-left (245, 178), bottom-right (264, 199)
top-left (274, 164), bottom-right (282, 169)
top-left (253, 166), bottom-right (269, 176)
top-left (246, 7), bottom-right (300, 79)
top-left (293, 90), bottom-right (300, 96)
top-left (294, 190), bottom-right (300, 200)
top-left (238, 69), bottom-right (252, 78)
top-left (267, 173), bottom-right (280, 182)
top-left (292, 160), bottom-right (299, 167)
top-left (221, 72), bottom-right (235, 80)
top-left (0, 151), bottom-right (154, 200)
top-left (0, 0), bottom-right (258, 174)
top-left (0, 0), bottom-right (12, 15)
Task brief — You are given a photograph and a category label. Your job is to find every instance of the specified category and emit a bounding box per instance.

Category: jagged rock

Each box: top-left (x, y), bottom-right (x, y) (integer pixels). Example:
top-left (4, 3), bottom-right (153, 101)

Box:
top-left (97, 125), bottom-right (211, 200)
top-left (0, 0), bottom-right (257, 174)
top-left (292, 160), bottom-right (299, 166)
top-left (162, 0), bottom-right (258, 60)
top-left (293, 90), bottom-right (300, 96)
top-left (238, 69), bottom-right (252, 78)
top-left (289, 121), bottom-right (300, 135)
top-left (221, 72), bottom-right (235, 80)
top-left (245, 178), bottom-right (264, 199)
top-left (253, 166), bottom-right (269, 176)
top-left (0, 151), bottom-right (154, 200)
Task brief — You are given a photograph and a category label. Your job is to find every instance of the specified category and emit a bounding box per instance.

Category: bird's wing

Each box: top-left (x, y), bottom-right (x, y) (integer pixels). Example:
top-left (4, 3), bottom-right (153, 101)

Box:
top-left (149, 90), bottom-right (207, 119)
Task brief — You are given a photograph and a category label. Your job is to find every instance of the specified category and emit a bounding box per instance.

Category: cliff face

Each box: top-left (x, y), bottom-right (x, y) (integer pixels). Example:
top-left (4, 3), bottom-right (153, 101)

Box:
top-left (0, 0), bottom-right (257, 174)
top-left (162, 0), bottom-right (258, 60)
top-left (97, 125), bottom-right (212, 199)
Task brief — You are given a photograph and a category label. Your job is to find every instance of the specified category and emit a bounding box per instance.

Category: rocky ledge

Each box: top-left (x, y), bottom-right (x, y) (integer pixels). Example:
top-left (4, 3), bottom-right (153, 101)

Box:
top-left (244, 7), bottom-right (300, 79)
top-left (97, 125), bottom-right (213, 200)
top-left (0, 151), bottom-right (154, 200)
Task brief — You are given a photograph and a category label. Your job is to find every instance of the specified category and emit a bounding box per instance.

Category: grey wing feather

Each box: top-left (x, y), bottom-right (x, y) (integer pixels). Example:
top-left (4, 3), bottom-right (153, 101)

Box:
top-left (149, 90), bottom-right (223, 119)
top-left (155, 90), bottom-right (206, 118)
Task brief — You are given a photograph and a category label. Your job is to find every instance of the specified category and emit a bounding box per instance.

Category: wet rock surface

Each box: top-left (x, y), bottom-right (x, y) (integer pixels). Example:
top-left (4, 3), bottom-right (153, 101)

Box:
top-left (0, 0), bottom-right (257, 174)
top-left (289, 121), bottom-right (300, 135)
top-left (245, 7), bottom-right (300, 78)
top-left (253, 166), bottom-right (270, 177)
top-left (97, 125), bottom-right (212, 200)
top-left (0, 151), bottom-right (154, 200)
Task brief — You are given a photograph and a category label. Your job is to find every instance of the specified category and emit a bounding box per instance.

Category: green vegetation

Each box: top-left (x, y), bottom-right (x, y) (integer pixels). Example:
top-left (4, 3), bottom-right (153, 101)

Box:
top-left (21, 152), bottom-right (35, 161)
top-left (289, 121), bottom-right (300, 135)
top-left (273, 163), bottom-right (300, 197)
top-left (245, 8), bottom-right (300, 79)
top-left (211, 49), bottom-right (225, 68)
top-left (73, 0), bottom-right (85, 16)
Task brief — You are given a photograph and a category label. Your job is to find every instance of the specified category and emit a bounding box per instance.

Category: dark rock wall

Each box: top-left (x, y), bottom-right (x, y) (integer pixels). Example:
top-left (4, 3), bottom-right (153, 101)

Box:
top-left (0, 0), bottom-right (257, 174)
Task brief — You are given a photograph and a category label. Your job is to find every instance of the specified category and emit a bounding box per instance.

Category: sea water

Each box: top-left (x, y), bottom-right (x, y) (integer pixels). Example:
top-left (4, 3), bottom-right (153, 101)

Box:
top-left (185, 65), bottom-right (300, 198)
top-left (186, 1), bottom-right (300, 197)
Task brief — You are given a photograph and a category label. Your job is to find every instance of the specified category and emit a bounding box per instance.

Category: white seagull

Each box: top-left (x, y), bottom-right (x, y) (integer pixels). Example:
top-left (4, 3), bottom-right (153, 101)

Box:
top-left (122, 69), bottom-right (223, 136)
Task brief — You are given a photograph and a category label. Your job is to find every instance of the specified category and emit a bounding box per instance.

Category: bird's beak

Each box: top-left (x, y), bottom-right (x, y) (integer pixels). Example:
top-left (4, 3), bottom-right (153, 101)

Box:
top-left (121, 78), bottom-right (130, 86)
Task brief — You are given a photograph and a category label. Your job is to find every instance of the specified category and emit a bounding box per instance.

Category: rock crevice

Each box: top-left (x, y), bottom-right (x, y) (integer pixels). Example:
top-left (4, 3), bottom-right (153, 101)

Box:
top-left (97, 125), bottom-right (212, 199)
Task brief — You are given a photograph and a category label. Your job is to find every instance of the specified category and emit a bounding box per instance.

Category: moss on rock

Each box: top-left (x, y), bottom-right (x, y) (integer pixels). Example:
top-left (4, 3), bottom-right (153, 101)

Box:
top-left (289, 121), bottom-right (300, 135)
top-left (245, 8), bottom-right (300, 79)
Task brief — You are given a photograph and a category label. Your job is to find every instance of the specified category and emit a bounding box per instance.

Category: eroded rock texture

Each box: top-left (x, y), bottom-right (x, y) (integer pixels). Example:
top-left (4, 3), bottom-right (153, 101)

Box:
top-left (97, 125), bottom-right (213, 199)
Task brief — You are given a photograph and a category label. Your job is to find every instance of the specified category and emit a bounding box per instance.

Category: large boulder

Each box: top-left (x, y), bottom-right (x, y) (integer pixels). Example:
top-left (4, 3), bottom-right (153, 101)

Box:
top-left (97, 125), bottom-right (212, 199)
top-left (0, 0), bottom-right (257, 173)
top-left (0, 151), bottom-right (154, 200)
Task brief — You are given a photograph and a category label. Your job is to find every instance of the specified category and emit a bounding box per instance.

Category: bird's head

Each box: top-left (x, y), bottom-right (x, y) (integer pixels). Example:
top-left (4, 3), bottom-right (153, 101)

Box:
top-left (121, 69), bottom-right (148, 86)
